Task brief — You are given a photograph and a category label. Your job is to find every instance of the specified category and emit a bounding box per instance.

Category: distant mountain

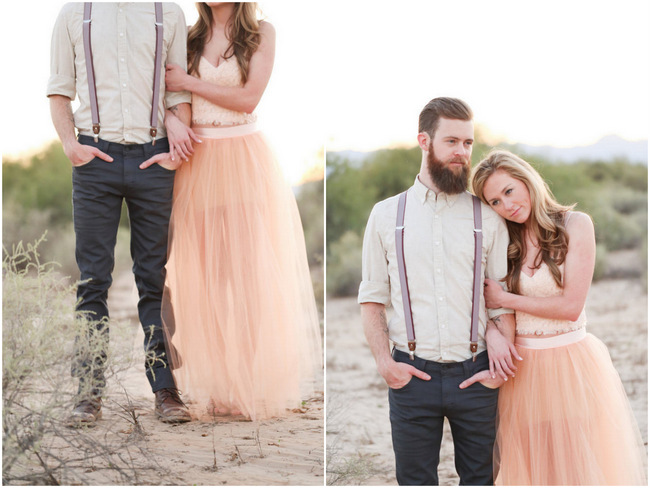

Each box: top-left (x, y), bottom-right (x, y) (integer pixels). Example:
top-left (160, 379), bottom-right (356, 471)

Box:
top-left (511, 135), bottom-right (647, 165)
top-left (328, 135), bottom-right (648, 167)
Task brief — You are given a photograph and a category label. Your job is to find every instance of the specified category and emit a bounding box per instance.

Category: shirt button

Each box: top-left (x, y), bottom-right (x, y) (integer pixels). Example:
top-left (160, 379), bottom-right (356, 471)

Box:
top-left (434, 215), bottom-right (439, 219)
top-left (441, 324), bottom-right (446, 329)
top-left (120, 57), bottom-right (125, 62)
top-left (435, 241), bottom-right (440, 246)
top-left (122, 83), bottom-right (127, 88)
top-left (438, 296), bottom-right (444, 301)
top-left (436, 268), bottom-right (441, 273)
top-left (125, 108), bottom-right (129, 113)
top-left (120, 32), bottom-right (124, 37)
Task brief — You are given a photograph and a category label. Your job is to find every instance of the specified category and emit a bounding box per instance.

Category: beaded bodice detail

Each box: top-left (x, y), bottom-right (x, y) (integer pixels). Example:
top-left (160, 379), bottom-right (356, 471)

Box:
top-left (515, 261), bottom-right (587, 336)
top-left (191, 56), bottom-right (257, 126)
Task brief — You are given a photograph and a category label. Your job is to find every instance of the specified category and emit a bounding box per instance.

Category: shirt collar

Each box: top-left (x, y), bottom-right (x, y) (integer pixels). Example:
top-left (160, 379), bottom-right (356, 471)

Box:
top-left (413, 175), bottom-right (463, 208)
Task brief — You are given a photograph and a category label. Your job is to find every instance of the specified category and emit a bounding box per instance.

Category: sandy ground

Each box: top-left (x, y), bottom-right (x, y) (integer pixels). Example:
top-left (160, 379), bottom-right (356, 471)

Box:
top-left (41, 270), bottom-right (325, 486)
top-left (326, 255), bottom-right (648, 485)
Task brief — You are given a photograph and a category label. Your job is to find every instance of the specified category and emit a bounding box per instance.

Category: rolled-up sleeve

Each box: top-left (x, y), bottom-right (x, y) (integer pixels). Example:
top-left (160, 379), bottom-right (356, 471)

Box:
top-left (47, 5), bottom-right (76, 99)
top-left (164, 6), bottom-right (191, 108)
top-left (358, 205), bottom-right (391, 306)
top-left (485, 213), bottom-right (514, 318)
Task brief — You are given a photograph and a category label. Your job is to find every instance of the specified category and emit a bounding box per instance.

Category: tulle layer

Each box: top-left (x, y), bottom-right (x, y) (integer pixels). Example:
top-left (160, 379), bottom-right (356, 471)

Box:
top-left (162, 129), bottom-right (322, 421)
top-left (495, 332), bottom-right (646, 485)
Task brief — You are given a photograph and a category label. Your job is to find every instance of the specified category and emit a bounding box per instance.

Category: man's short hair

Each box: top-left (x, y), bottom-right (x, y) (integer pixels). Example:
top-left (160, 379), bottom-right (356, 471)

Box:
top-left (418, 97), bottom-right (473, 137)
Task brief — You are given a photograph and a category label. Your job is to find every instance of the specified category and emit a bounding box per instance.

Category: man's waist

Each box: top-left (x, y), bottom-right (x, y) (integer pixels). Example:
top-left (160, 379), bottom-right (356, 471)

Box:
top-left (392, 347), bottom-right (489, 370)
top-left (391, 340), bottom-right (487, 363)
top-left (78, 135), bottom-right (169, 157)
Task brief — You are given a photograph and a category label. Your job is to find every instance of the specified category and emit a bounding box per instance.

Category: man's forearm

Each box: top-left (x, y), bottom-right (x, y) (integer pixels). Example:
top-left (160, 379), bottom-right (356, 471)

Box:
top-left (361, 302), bottom-right (393, 371)
top-left (49, 95), bottom-right (77, 148)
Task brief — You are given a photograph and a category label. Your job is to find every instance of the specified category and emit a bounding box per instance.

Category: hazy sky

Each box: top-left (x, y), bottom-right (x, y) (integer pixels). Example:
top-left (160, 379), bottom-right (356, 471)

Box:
top-left (320, 0), bottom-right (650, 152)
top-left (1, 1), bottom-right (648, 180)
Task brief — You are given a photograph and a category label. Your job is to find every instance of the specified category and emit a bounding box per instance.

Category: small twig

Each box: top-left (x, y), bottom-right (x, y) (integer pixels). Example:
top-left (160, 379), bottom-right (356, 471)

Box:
top-left (254, 427), bottom-right (265, 458)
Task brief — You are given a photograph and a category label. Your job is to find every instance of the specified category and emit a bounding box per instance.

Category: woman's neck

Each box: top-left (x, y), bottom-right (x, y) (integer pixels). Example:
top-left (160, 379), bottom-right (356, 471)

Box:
top-left (210, 4), bottom-right (234, 29)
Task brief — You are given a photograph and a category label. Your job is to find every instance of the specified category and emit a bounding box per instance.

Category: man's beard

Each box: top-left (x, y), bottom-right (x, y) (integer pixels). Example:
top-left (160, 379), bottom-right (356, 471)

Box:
top-left (426, 143), bottom-right (470, 195)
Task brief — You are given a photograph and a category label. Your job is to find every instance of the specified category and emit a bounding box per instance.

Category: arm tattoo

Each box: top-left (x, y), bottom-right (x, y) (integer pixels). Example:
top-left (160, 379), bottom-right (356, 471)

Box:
top-left (66, 104), bottom-right (74, 125)
top-left (169, 105), bottom-right (179, 115)
top-left (379, 309), bottom-right (389, 336)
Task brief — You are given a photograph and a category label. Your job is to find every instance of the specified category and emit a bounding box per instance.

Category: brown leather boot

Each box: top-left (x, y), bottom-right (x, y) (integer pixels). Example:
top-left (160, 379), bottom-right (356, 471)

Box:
top-left (66, 398), bottom-right (102, 428)
top-left (154, 388), bottom-right (191, 423)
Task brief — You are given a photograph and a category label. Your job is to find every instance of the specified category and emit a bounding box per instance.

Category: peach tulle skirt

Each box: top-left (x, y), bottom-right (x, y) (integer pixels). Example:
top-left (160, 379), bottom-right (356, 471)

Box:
top-left (162, 125), bottom-right (322, 421)
top-left (495, 329), bottom-right (647, 485)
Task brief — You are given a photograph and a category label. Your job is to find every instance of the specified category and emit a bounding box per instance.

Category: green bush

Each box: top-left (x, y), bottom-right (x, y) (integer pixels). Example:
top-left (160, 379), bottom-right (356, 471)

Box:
top-left (589, 205), bottom-right (645, 250)
top-left (327, 231), bottom-right (363, 297)
top-left (593, 243), bottom-right (608, 281)
top-left (296, 179), bottom-right (324, 268)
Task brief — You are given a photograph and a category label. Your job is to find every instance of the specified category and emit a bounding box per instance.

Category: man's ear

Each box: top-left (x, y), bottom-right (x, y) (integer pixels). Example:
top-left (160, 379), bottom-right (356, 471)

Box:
top-left (417, 132), bottom-right (430, 152)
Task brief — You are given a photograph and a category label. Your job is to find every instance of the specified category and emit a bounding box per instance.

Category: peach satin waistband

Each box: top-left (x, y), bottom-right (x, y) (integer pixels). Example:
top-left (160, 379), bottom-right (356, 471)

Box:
top-left (193, 123), bottom-right (259, 139)
top-left (515, 328), bottom-right (586, 349)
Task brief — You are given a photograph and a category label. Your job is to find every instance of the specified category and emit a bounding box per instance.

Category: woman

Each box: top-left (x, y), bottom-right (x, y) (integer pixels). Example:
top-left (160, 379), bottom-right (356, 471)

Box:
top-left (471, 150), bottom-right (646, 485)
top-left (160, 3), bottom-right (322, 421)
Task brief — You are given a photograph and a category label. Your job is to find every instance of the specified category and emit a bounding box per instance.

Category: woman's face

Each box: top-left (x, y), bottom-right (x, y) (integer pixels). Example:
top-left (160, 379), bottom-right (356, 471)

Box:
top-left (482, 170), bottom-right (532, 224)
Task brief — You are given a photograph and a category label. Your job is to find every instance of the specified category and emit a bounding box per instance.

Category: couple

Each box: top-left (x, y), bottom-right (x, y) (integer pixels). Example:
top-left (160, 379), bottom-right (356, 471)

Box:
top-left (48, 2), bottom-right (321, 425)
top-left (359, 97), bottom-right (646, 485)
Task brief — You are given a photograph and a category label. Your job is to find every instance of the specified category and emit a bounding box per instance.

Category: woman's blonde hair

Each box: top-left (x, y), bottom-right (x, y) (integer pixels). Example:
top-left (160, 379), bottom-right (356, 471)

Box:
top-left (187, 3), bottom-right (261, 83)
top-left (471, 150), bottom-right (575, 294)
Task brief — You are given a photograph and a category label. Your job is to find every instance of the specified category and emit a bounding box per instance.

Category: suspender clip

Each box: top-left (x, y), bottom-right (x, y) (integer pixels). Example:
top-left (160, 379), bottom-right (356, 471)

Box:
top-left (92, 123), bottom-right (100, 143)
top-left (150, 127), bottom-right (157, 145)
top-left (470, 342), bottom-right (478, 362)
top-left (407, 341), bottom-right (416, 361)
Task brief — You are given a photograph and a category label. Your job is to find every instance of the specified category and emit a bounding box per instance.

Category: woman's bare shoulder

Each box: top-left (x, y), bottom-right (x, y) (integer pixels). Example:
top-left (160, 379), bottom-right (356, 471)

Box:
top-left (565, 211), bottom-right (594, 240)
top-left (259, 20), bottom-right (276, 37)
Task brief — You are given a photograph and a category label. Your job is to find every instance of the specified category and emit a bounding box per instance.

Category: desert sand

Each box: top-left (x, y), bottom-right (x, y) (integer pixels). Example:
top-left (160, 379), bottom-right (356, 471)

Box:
top-left (326, 254), bottom-right (648, 485)
top-left (37, 270), bottom-right (324, 486)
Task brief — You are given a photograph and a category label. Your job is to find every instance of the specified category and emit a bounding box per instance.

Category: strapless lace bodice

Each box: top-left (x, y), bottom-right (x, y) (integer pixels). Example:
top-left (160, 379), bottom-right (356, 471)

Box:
top-left (515, 262), bottom-right (587, 336)
top-left (191, 56), bottom-right (257, 126)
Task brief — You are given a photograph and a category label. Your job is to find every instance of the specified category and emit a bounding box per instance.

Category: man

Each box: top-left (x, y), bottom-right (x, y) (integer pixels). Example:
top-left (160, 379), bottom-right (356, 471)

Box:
top-left (47, 3), bottom-right (197, 426)
top-left (359, 97), bottom-right (519, 485)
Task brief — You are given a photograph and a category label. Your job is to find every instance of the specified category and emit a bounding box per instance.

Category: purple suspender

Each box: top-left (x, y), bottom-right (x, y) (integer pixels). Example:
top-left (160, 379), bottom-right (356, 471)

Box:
top-left (395, 192), bottom-right (416, 359)
top-left (83, 3), bottom-right (163, 145)
top-left (395, 191), bottom-right (483, 361)
top-left (150, 2), bottom-right (164, 144)
top-left (82, 3), bottom-right (99, 141)
top-left (470, 195), bottom-right (483, 358)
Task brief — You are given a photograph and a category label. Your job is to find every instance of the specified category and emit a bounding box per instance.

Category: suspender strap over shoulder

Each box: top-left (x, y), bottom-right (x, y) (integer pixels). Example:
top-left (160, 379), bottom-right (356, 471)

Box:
top-left (82, 3), bottom-right (163, 145)
top-left (83, 3), bottom-right (100, 142)
top-left (470, 195), bottom-right (483, 361)
top-left (395, 191), bottom-right (416, 359)
top-left (150, 2), bottom-right (164, 145)
top-left (395, 191), bottom-right (483, 362)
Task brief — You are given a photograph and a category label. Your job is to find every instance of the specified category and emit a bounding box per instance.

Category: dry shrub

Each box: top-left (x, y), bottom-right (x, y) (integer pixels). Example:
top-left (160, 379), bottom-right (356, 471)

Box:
top-left (2, 236), bottom-right (164, 485)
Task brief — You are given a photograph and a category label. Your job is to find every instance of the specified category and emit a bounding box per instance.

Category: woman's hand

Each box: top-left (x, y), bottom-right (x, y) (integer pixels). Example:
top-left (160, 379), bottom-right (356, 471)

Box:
top-left (484, 278), bottom-right (507, 308)
top-left (485, 321), bottom-right (521, 381)
top-left (165, 63), bottom-right (190, 92)
top-left (164, 110), bottom-right (201, 161)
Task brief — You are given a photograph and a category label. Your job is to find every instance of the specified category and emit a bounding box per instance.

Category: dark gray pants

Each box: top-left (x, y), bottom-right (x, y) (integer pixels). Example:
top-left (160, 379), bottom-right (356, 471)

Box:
top-left (71, 135), bottom-right (177, 398)
top-left (389, 349), bottom-right (498, 486)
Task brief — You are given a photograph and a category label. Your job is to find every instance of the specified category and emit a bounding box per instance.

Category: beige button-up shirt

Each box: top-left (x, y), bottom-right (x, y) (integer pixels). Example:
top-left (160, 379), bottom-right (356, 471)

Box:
top-left (47, 3), bottom-right (191, 144)
top-left (359, 177), bottom-right (513, 362)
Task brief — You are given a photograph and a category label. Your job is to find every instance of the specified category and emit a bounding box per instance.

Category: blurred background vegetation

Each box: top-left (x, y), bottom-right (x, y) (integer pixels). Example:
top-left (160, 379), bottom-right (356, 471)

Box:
top-left (2, 141), bottom-right (325, 314)
top-left (326, 133), bottom-right (648, 297)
